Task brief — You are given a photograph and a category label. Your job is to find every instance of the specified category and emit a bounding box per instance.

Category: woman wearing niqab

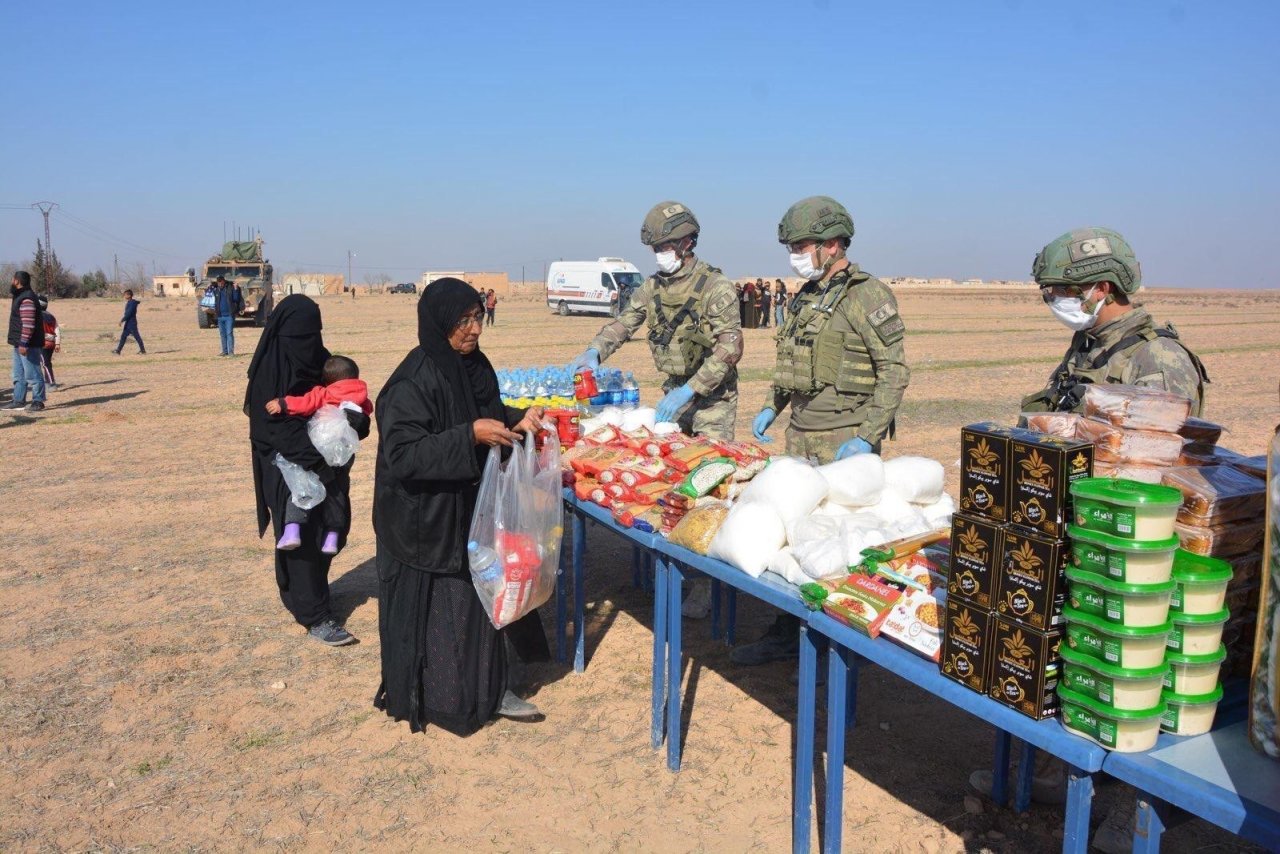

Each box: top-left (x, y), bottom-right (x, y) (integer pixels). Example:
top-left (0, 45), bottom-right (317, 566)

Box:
top-left (373, 278), bottom-right (547, 735)
top-left (245, 295), bottom-right (370, 644)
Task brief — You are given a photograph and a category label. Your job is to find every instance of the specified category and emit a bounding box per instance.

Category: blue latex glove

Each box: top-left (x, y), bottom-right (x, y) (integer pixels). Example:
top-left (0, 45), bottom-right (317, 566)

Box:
top-left (569, 348), bottom-right (600, 372)
top-left (834, 437), bottom-right (874, 460)
top-left (655, 384), bottom-right (695, 423)
top-left (752, 408), bottom-right (776, 442)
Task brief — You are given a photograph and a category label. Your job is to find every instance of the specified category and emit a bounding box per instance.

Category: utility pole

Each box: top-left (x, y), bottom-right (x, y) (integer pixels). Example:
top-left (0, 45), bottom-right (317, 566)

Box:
top-left (32, 201), bottom-right (57, 292)
top-left (113, 254), bottom-right (119, 289)
top-left (347, 250), bottom-right (355, 292)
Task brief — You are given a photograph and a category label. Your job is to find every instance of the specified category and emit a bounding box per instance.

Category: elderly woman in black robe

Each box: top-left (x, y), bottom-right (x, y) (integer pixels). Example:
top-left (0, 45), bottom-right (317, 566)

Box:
top-left (245, 296), bottom-right (370, 646)
top-left (373, 278), bottom-right (547, 735)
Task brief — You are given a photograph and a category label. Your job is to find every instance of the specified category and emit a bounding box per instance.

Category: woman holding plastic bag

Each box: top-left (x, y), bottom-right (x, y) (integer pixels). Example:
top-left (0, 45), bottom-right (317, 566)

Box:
top-left (373, 278), bottom-right (548, 735)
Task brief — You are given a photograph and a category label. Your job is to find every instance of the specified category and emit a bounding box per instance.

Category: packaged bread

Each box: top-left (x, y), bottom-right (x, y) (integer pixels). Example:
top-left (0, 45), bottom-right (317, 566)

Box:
top-left (1075, 416), bottom-right (1185, 465)
top-left (1021, 412), bottom-right (1083, 439)
top-left (1083, 383), bottom-right (1192, 432)
top-left (1178, 417), bottom-right (1224, 445)
top-left (1230, 553), bottom-right (1262, 591)
top-left (1233, 455), bottom-right (1268, 480)
top-left (1178, 444), bottom-right (1246, 468)
top-left (1175, 520), bottom-right (1264, 559)
top-left (666, 501), bottom-right (732, 554)
top-left (1093, 461), bottom-right (1168, 484)
top-left (1163, 465), bottom-right (1266, 526)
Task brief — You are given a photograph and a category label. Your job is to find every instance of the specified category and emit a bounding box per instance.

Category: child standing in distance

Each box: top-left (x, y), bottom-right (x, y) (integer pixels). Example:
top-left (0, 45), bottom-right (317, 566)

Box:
top-left (37, 296), bottom-right (60, 387)
top-left (113, 289), bottom-right (145, 354)
top-left (265, 354), bottom-right (372, 555)
top-left (485, 288), bottom-right (497, 326)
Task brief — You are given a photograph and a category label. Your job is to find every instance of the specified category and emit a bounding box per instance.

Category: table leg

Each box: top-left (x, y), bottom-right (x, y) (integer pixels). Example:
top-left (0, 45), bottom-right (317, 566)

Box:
top-left (666, 561), bottom-right (684, 772)
top-left (1133, 795), bottom-right (1170, 854)
top-left (991, 729), bottom-right (1012, 807)
top-left (651, 556), bottom-right (667, 749)
top-left (726, 589), bottom-right (738, 646)
top-left (845, 652), bottom-right (859, 731)
top-left (794, 623), bottom-right (819, 854)
top-left (573, 509), bottom-right (587, 674)
top-left (643, 551), bottom-right (654, 594)
top-left (824, 640), bottom-right (852, 854)
top-left (1062, 765), bottom-right (1094, 854)
top-left (631, 544), bottom-right (641, 589)
top-left (556, 515), bottom-right (569, 664)
top-left (711, 578), bottom-right (722, 641)
top-left (1015, 741), bottom-right (1036, 813)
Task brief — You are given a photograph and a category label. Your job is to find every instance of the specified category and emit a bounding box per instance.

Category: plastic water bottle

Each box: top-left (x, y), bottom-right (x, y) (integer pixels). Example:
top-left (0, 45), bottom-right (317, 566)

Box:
top-left (606, 370), bottom-right (623, 406)
top-left (622, 372), bottom-right (640, 409)
top-left (468, 541), bottom-right (502, 585)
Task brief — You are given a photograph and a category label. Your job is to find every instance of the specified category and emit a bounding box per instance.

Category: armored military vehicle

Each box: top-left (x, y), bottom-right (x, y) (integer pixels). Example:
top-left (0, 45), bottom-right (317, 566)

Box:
top-left (196, 236), bottom-right (275, 328)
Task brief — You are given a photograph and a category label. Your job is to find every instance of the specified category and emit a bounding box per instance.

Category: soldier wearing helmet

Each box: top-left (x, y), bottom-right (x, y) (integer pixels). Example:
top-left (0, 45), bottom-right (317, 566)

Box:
top-left (750, 196), bottom-right (910, 463)
top-left (1022, 226), bottom-right (1208, 414)
top-left (570, 201), bottom-right (743, 439)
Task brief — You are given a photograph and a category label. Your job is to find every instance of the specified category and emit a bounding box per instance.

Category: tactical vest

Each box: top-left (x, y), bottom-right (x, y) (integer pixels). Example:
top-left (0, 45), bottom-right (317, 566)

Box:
top-left (647, 269), bottom-right (716, 377)
top-left (773, 271), bottom-right (876, 396)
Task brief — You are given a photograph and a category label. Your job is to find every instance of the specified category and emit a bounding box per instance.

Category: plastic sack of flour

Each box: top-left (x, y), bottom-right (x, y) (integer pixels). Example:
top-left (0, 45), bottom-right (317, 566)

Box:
top-left (818, 454), bottom-right (885, 507)
top-left (883, 456), bottom-right (946, 505)
top-left (620, 407), bottom-right (658, 432)
top-left (793, 536), bottom-right (851, 580)
top-left (787, 514), bottom-right (850, 547)
top-left (766, 547), bottom-right (809, 586)
top-left (737, 457), bottom-right (829, 525)
top-left (919, 493), bottom-right (956, 529)
top-left (708, 501), bottom-right (787, 578)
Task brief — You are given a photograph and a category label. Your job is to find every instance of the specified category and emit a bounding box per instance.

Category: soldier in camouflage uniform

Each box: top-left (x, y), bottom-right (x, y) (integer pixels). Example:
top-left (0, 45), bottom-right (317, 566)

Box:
top-left (1022, 226), bottom-right (1208, 415)
top-left (734, 196), bottom-right (911, 666)
top-left (570, 201), bottom-right (744, 440)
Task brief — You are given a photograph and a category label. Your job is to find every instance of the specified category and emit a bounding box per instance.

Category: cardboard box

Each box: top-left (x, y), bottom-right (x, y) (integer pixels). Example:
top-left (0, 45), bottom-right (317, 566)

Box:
top-left (949, 513), bottom-right (1004, 609)
top-left (960, 422), bottom-right (1016, 523)
top-left (821, 574), bottom-right (901, 637)
top-left (1009, 433), bottom-right (1094, 538)
top-left (941, 599), bottom-right (994, 693)
top-left (881, 586), bottom-right (946, 662)
top-left (996, 528), bottom-right (1070, 630)
top-left (988, 615), bottom-right (1063, 719)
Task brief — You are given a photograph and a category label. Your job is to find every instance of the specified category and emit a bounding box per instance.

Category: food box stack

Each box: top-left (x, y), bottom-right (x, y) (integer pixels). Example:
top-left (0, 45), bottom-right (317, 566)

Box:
top-left (942, 422), bottom-right (1093, 719)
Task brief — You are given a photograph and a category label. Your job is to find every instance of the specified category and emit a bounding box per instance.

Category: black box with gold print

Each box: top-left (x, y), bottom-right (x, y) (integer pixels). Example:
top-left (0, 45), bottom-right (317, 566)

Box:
top-left (1008, 433), bottom-right (1093, 539)
top-left (988, 615), bottom-right (1062, 720)
top-left (996, 527), bottom-right (1069, 630)
top-left (960, 423), bottom-right (1016, 523)
top-left (948, 512), bottom-right (1003, 609)
top-left (941, 598), bottom-right (994, 693)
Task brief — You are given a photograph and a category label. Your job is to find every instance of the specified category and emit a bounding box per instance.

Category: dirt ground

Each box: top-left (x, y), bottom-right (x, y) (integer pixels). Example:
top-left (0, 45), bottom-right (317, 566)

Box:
top-left (3, 287), bottom-right (1276, 852)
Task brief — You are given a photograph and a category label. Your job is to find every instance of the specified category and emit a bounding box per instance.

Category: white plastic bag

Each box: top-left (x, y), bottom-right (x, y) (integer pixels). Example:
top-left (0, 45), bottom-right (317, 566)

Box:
top-left (620, 407), bottom-right (658, 432)
top-left (793, 536), bottom-right (850, 580)
top-left (467, 432), bottom-right (564, 628)
top-left (307, 405), bottom-right (361, 467)
top-left (273, 453), bottom-right (326, 510)
top-left (737, 457), bottom-right (829, 525)
top-left (766, 547), bottom-right (809, 587)
top-left (920, 493), bottom-right (956, 529)
top-left (818, 454), bottom-right (885, 507)
top-left (786, 514), bottom-right (850, 547)
top-left (708, 501), bottom-right (786, 578)
top-left (883, 456), bottom-right (946, 505)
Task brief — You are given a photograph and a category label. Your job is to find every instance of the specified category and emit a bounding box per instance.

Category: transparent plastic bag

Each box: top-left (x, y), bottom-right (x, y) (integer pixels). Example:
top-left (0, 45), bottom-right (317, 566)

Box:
top-left (667, 502), bottom-right (731, 554)
top-left (1082, 383), bottom-right (1192, 431)
top-left (1163, 464), bottom-right (1266, 526)
top-left (307, 405), bottom-right (360, 467)
top-left (272, 453), bottom-right (326, 510)
top-left (467, 432), bottom-right (563, 628)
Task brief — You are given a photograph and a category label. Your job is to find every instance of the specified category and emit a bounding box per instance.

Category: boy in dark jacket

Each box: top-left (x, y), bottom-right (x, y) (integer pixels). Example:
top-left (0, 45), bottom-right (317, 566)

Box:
top-left (114, 290), bottom-right (145, 354)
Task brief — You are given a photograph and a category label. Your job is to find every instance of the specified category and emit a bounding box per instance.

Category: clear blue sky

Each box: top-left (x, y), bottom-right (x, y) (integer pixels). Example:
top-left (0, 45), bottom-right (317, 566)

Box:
top-left (3, 1), bottom-right (1277, 287)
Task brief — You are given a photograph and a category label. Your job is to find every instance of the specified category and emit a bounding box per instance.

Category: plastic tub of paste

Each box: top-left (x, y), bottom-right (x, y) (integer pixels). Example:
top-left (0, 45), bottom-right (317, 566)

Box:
top-left (1063, 606), bottom-right (1172, 669)
top-left (1060, 644), bottom-right (1168, 711)
top-left (1166, 608), bottom-right (1229, 656)
top-left (1163, 645), bottom-right (1226, 696)
top-left (1065, 566), bottom-right (1174, 628)
top-left (1067, 525), bottom-right (1178, 585)
top-left (1070, 478), bottom-right (1182, 540)
top-left (1169, 550), bottom-right (1232, 616)
top-left (1160, 685), bottom-right (1224, 736)
top-left (1058, 685), bottom-right (1166, 752)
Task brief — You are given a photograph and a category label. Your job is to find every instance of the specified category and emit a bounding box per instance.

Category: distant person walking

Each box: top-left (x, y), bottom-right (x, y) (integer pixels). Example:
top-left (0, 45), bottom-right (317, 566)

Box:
top-left (759, 280), bottom-right (772, 328)
top-left (6, 270), bottom-right (46, 412)
top-left (484, 288), bottom-right (497, 326)
top-left (214, 275), bottom-right (243, 356)
top-left (114, 289), bottom-right (146, 355)
top-left (38, 296), bottom-right (59, 388)
top-left (774, 280), bottom-right (787, 326)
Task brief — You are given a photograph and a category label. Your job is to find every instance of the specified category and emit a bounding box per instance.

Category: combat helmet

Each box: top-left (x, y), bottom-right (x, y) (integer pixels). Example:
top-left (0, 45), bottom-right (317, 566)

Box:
top-left (1032, 227), bottom-right (1142, 294)
top-left (777, 196), bottom-right (854, 245)
top-left (640, 201), bottom-right (700, 246)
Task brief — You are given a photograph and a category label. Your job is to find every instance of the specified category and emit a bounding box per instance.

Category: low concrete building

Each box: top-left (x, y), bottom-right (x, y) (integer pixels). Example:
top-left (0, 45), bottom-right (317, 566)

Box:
top-left (153, 273), bottom-right (196, 297)
top-left (421, 270), bottom-right (510, 296)
top-left (281, 273), bottom-right (346, 296)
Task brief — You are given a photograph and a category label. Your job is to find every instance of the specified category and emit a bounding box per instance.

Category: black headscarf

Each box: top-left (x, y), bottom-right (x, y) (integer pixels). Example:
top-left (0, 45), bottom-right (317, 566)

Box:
top-left (244, 295), bottom-right (329, 435)
top-left (415, 278), bottom-right (504, 423)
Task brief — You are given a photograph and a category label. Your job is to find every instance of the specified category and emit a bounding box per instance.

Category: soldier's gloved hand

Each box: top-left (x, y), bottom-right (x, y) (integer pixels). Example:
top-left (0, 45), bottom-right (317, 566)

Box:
top-left (835, 437), bottom-right (873, 460)
top-left (752, 408), bottom-right (776, 442)
top-left (568, 348), bottom-right (600, 372)
top-left (656, 384), bottom-right (695, 423)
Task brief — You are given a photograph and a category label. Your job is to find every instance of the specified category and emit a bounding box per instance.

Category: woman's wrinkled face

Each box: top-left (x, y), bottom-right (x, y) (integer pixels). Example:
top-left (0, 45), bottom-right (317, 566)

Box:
top-left (448, 306), bottom-right (485, 354)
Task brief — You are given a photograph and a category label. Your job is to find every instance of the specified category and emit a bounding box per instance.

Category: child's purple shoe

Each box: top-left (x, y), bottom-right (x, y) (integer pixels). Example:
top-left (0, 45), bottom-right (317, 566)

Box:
top-left (321, 531), bottom-right (340, 555)
top-left (277, 523), bottom-right (302, 551)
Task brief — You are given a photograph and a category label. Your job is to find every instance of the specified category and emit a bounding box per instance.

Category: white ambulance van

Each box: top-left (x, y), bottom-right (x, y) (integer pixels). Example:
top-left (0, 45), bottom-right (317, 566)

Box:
top-left (546, 258), bottom-right (644, 317)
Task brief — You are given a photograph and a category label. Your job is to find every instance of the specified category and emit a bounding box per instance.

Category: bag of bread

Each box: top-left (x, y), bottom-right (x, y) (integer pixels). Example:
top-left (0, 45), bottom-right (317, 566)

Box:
top-left (1163, 464), bottom-right (1266, 526)
top-left (1178, 417), bottom-right (1224, 445)
top-left (1021, 412), bottom-right (1083, 439)
top-left (1083, 383), bottom-right (1192, 431)
top-left (1093, 461), bottom-right (1168, 484)
top-left (1175, 520), bottom-right (1265, 559)
top-left (1075, 416), bottom-right (1185, 465)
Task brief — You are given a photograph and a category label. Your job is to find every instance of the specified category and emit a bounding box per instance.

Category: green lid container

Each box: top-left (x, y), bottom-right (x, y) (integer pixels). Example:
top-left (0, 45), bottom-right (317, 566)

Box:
top-left (1060, 644), bottom-right (1168, 710)
top-left (1058, 685), bottom-right (1166, 752)
top-left (1170, 550), bottom-right (1232, 614)
top-left (1070, 478), bottom-right (1182, 540)
top-left (1065, 566), bottom-right (1174, 627)
top-left (1166, 608), bottom-right (1229, 655)
top-left (1163, 644), bottom-right (1226, 694)
top-left (1063, 605), bottom-right (1172, 669)
top-left (1067, 525), bottom-right (1179, 585)
top-left (1160, 684), bottom-right (1224, 735)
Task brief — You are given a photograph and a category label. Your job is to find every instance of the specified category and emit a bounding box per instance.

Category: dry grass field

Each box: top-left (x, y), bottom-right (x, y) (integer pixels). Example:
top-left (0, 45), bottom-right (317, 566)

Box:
top-left (3, 286), bottom-right (1277, 852)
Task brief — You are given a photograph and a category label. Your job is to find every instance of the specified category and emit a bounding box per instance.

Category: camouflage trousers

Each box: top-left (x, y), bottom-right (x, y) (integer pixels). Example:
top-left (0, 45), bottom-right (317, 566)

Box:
top-left (785, 424), bottom-right (881, 466)
top-left (663, 374), bottom-right (737, 441)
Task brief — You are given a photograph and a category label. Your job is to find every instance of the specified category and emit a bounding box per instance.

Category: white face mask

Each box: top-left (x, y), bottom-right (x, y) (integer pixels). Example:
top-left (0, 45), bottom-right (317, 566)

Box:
top-left (789, 249), bottom-right (823, 281)
top-left (655, 250), bottom-right (682, 275)
top-left (1047, 287), bottom-right (1103, 331)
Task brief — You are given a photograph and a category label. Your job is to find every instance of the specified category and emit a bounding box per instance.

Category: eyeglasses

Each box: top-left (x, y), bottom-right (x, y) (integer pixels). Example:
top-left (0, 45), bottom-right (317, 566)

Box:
top-left (453, 312), bottom-right (484, 330)
top-left (1039, 284), bottom-right (1089, 303)
top-left (787, 241), bottom-right (817, 254)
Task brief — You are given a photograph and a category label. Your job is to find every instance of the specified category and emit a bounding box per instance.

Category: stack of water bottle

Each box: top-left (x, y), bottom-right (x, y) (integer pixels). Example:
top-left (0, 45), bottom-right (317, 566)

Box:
top-left (498, 364), bottom-right (640, 415)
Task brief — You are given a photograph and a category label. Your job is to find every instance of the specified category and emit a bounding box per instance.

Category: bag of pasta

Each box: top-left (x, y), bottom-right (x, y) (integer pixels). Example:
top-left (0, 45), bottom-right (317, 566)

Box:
top-left (666, 501), bottom-right (731, 555)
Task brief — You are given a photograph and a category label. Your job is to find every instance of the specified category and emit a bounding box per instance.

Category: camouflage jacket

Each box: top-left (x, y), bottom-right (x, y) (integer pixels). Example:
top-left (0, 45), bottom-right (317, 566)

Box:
top-left (1023, 306), bottom-right (1208, 415)
top-left (767, 264), bottom-right (910, 442)
top-left (589, 256), bottom-right (743, 396)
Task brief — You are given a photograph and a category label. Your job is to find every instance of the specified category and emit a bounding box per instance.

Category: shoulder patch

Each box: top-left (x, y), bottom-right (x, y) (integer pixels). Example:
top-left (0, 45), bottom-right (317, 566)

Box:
top-left (706, 290), bottom-right (737, 316)
top-left (867, 301), bottom-right (898, 326)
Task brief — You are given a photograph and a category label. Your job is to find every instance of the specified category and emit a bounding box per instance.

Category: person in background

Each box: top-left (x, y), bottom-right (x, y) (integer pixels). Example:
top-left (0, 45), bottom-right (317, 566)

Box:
top-left (114, 289), bottom-right (145, 355)
top-left (37, 295), bottom-right (59, 388)
top-left (759, 279), bottom-right (772, 328)
top-left (485, 288), bottom-right (497, 326)
top-left (742, 278), bottom-right (757, 329)
top-left (214, 275), bottom-right (244, 357)
top-left (6, 270), bottom-right (46, 412)
top-left (774, 279), bottom-right (788, 326)
top-left (736, 282), bottom-right (746, 326)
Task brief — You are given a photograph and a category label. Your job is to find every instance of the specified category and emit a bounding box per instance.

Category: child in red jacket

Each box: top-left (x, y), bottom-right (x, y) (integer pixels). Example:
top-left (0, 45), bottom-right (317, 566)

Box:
top-left (265, 355), bottom-right (372, 554)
